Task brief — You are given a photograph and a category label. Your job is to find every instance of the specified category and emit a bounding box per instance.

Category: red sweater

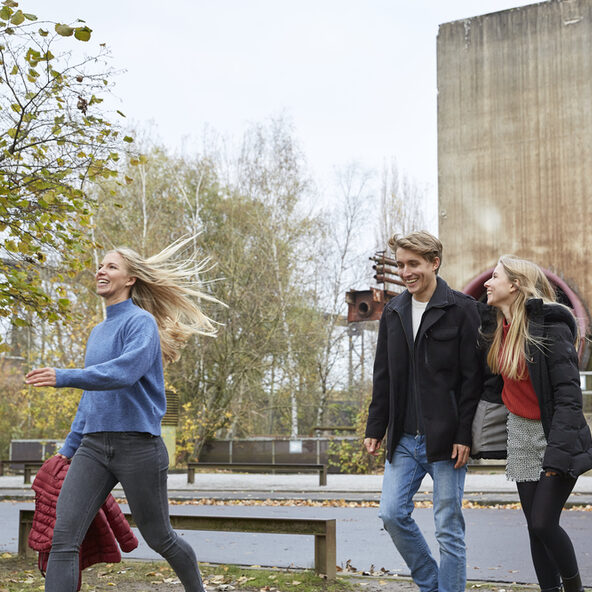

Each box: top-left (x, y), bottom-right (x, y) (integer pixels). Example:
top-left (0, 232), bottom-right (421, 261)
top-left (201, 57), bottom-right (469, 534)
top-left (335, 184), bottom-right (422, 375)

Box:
top-left (500, 320), bottom-right (541, 420)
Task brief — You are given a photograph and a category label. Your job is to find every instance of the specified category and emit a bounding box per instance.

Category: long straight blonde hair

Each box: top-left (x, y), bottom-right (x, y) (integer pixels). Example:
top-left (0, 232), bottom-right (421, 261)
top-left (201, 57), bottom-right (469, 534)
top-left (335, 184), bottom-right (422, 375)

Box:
top-left (111, 236), bottom-right (221, 365)
top-left (486, 255), bottom-right (562, 380)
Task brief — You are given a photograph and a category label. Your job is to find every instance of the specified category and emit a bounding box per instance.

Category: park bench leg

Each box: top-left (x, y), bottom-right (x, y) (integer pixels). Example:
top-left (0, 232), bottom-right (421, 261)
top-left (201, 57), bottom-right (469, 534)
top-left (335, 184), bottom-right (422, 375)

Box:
top-left (319, 467), bottom-right (327, 486)
top-left (314, 522), bottom-right (336, 579)
top-left (18, 511), bottom-right (34, 558)
top-left (24, 468), bottom-right (32, 484)
top-left (187, 467), bottom-right (195, 484)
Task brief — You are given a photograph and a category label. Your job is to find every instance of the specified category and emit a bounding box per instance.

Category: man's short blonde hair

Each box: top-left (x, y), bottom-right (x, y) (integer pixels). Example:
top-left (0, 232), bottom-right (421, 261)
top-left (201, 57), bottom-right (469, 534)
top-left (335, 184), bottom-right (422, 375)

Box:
top-left (388, 230), bottom-right (443, 273)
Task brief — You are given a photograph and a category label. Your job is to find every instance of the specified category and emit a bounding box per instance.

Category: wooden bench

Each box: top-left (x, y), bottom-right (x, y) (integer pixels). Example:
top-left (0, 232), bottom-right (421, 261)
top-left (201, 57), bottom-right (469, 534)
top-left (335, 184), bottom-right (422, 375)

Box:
top-left (18, 508), bottom-right (336, 578)
top-left (0, 459), bottom-right (43, 477)
top-left (23, 461), bottom-right (45, 484)
top-left (467, 460), bottom-right (505, 473)
top-left (187, 462), bottom-right (328, 486)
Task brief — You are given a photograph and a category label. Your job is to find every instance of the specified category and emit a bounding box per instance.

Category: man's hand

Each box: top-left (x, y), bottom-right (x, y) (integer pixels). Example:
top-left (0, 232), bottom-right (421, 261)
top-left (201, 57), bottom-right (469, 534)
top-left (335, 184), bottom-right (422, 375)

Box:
top-left (451, 443), bottom-right (470, 469)
top-left (25, 367), bottom-right (57, 387)
top-left (364, 438), bottom-right (382, 456)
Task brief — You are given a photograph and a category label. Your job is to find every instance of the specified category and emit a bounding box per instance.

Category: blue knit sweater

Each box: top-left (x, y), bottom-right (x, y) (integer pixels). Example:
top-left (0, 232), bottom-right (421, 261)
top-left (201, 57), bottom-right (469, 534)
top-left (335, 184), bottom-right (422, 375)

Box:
top-left (56, 298), bottom-right (166, 458)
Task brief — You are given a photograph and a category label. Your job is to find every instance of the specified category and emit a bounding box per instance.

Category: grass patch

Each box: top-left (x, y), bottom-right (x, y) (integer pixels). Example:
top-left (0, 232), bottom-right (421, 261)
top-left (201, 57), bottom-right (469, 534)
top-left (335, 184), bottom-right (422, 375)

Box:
top-left (0, 554), bottom-right (355, 592)
top-left (204, 563), bottom-right (355, 592)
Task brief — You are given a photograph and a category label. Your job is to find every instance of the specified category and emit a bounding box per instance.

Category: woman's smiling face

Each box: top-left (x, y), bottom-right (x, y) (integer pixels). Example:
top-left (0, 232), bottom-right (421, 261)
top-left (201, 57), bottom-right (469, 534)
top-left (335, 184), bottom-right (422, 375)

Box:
top-left (484, 262), bottom-right (517, 309)
top-left (95, 251), bottom-right (136, 305)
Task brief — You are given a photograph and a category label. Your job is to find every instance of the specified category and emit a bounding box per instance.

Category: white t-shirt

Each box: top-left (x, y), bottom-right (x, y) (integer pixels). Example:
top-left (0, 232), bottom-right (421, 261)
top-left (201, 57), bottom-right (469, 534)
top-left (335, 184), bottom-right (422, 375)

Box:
top-left (412, 297), bottom-right (428, 339)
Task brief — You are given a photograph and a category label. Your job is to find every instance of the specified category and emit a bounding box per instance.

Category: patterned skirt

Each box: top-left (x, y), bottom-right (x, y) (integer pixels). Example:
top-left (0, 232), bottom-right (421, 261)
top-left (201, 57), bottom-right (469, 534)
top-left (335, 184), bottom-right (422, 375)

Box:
top-left (506, 412), bottom-right (547, 482)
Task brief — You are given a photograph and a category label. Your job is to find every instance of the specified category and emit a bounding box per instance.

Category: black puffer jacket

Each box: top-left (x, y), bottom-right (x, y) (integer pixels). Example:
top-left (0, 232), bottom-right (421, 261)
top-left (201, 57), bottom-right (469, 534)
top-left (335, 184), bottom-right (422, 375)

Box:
top-left (524, 300), bottom-right (592, 477)
top-left (365, 277), bottom-right (482, 463)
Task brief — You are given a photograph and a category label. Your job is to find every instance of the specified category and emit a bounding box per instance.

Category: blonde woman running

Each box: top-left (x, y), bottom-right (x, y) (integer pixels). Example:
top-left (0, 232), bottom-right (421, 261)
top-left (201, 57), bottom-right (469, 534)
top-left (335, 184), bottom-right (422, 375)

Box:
top-left (26, 237), bottom-right (218, 592)
top-left (483, 255), bottom-right (592, 592)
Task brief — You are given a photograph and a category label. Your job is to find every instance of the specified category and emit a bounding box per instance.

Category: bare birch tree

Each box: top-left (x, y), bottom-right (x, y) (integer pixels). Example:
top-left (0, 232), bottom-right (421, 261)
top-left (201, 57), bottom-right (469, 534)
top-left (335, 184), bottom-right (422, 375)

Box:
top-left (312, 163), bottom-right (372, 426)
top-left (376, 159), bottom-right (427, 249)
top-left (232, 117), bottom-right (316, 438)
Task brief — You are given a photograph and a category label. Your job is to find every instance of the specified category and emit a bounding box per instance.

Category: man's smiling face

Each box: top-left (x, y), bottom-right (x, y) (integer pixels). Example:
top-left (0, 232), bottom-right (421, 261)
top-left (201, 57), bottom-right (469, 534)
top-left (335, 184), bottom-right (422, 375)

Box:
top-left (395, 247), bottom-right (439, 303)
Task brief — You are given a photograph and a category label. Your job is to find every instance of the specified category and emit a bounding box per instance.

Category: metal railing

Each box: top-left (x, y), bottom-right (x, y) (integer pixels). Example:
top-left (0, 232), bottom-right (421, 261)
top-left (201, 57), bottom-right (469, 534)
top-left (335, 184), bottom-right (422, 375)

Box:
top-left (580, 372), bottom-right (592, 413)
top-left (580, 372), bottom-right (592, 395)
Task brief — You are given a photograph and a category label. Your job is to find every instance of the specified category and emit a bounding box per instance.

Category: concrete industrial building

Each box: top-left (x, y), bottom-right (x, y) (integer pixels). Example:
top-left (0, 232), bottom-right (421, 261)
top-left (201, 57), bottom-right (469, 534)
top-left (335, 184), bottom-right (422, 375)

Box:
top-left (437, 0), bottom-right (592, 361)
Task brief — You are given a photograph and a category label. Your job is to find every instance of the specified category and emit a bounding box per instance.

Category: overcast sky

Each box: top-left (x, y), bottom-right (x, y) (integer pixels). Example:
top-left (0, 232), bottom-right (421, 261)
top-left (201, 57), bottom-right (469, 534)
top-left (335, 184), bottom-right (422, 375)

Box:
top-left (24, 0), bottom-right (538, 224)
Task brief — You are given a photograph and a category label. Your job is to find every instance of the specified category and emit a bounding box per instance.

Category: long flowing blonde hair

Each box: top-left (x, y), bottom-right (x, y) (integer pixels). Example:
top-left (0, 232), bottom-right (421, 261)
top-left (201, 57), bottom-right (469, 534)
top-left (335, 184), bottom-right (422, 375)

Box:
top-left (486, 255), bottom-right (563, 380)
top-left (111, 236), bottom-right (221, 365)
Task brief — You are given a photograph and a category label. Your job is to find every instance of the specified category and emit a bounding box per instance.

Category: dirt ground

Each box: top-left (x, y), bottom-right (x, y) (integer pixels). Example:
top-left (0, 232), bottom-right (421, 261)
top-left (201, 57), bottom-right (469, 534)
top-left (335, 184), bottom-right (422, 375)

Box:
top-left (87, 578), bottom-right (531, 592)
top-left (78, 568), bottom-right (535, 592)
top-left (108, 577), bottom-right (534, 592)
top-left (0, 555), bottom-right (537, 592)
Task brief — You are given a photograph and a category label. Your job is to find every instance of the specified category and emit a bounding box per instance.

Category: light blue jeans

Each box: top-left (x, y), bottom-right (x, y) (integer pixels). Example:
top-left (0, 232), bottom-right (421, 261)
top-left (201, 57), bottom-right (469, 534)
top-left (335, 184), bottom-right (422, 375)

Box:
top-left (379, 434), bottom-right (467, 592)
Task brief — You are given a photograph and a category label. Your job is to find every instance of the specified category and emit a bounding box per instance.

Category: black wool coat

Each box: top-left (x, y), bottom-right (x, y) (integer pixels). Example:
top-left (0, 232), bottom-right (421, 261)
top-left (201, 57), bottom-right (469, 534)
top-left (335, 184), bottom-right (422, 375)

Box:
top-left (365, 277), bottom-right (483, 463)
top-left (524, 300), bottom-right (592, 477)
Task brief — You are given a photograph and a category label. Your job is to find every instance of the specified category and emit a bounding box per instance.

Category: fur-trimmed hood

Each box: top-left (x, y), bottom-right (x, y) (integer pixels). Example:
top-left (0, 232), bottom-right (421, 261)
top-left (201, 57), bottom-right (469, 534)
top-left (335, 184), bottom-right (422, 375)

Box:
top-left (525, 298), bottom-right (578, 342)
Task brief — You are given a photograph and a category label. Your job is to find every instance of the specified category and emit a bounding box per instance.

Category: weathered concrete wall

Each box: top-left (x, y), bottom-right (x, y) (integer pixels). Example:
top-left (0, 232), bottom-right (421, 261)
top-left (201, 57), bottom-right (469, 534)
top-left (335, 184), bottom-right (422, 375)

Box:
top-left (437, 0), bottom-right (592, 316)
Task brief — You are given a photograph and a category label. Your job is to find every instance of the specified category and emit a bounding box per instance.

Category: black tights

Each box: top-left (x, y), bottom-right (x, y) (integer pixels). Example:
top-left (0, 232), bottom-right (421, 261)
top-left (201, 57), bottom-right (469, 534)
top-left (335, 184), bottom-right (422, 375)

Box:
top-left (517, 473), bottom-right (578, 590)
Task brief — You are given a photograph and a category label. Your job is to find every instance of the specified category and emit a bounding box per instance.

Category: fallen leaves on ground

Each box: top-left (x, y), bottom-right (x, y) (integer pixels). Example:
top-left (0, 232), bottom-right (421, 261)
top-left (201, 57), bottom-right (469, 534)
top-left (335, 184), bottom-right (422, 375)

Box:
top-left (115, 498), bottom-right (592, 511)
top-left (337, 560), bottom-right (398, 577)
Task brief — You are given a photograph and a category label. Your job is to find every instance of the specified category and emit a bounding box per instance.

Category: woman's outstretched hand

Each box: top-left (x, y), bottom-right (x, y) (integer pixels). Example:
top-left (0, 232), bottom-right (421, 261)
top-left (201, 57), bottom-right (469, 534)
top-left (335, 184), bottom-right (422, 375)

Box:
top-left (25, 367), bottom-right (57, 387)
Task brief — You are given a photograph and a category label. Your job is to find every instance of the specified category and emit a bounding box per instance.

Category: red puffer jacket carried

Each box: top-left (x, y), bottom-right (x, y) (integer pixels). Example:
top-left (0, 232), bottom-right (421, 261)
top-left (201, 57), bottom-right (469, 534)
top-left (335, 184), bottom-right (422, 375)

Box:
top-left (28, 455), bottom-right (138, 591)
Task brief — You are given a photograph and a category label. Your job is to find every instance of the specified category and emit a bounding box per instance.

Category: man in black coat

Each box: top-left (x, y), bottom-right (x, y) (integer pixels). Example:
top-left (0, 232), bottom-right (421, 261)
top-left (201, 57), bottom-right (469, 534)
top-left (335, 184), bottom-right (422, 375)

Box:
top-left (364, 230), bottom-right (482, 592)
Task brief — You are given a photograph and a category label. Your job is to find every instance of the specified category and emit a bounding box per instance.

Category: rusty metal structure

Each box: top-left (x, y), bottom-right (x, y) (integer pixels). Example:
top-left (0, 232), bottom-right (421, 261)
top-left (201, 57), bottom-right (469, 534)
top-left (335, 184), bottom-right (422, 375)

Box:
top-left (345, 252), bottom-right (403, 323)
top-left (437, 0), bottom-right (592, 364)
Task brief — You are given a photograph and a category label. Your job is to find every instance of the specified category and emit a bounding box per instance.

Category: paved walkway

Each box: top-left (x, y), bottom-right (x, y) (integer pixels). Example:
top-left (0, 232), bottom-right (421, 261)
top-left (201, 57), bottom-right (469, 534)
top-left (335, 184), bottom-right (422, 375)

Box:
top-left (2, 470), bottom-right (592, 504)
top-left (3, 470), bottom-right (592, 585)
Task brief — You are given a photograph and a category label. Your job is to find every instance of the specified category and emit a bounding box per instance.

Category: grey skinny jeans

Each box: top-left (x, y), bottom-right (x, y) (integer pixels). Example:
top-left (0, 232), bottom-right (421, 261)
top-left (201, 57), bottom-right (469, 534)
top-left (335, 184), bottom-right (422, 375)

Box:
top-left (45, 432), bottom-right (204, 592)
